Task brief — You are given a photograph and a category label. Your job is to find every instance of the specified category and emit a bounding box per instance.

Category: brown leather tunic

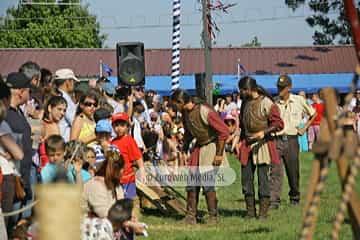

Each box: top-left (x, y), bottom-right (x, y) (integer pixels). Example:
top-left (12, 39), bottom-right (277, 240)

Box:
top-left (242, 96), bottom-right (269, 136)
top-left (183, 104), bottom-right (217, 146)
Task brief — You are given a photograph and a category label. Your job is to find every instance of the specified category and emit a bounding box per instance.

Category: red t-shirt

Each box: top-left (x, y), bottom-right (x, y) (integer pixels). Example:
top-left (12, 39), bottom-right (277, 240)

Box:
top-left (111, 134), bottom-right (142, 184)
top-left (311, 102), bottom-right (325, 126)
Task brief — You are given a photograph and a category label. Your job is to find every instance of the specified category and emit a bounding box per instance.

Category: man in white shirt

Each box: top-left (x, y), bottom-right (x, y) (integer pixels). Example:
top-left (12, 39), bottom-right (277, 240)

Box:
top-left (131, 101), bottom-right (146, 150)
top-left (53, 69), bottom-right (79, 142)
top-left (134, 86), bottom-right (151, 125)
top-left (270, 75), bottom-right (316, 209)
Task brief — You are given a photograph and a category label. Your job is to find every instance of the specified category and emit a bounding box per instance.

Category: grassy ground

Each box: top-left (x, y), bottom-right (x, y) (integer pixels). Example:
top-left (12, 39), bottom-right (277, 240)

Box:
top-left (140, 153), bottom-right (359, 240)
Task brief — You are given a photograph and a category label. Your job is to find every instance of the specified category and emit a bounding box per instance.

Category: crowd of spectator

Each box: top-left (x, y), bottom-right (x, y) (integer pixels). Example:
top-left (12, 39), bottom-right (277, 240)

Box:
top-left (0, 61), bottom-right (359, 239)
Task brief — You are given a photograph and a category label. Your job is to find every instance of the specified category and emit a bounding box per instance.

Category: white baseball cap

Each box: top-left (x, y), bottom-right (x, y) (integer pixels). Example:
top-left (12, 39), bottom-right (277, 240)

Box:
top-left (54, 68), bottom-right (79, 82)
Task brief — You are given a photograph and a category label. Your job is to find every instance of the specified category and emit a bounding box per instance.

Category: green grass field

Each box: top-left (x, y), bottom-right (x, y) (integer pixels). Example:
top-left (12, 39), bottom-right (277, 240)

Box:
top-left (141, 153), bottom-right (359, 240)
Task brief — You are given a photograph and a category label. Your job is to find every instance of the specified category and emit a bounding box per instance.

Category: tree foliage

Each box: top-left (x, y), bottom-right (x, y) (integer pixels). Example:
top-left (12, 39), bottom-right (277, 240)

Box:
top-left (241, 36), bottom-right (261, 47)
top-left (0, 0), bottom-right (106, 48)
top-left (285, 0), bottom-right (360, 45)
top-left (285, 0), bottom-right (305, 11)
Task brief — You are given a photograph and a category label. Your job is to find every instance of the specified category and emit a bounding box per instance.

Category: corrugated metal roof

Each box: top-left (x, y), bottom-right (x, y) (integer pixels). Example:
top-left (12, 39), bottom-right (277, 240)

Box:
top-left (0, 46), bottom-right (357, 77)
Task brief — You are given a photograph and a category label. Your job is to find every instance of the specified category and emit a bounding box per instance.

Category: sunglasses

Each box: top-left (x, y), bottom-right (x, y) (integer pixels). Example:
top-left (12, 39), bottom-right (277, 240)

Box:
top-left (83, 101), bottom-right (98, 107)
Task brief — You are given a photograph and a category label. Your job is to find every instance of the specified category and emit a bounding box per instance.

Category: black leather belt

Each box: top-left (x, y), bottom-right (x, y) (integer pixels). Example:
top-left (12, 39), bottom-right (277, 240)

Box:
top-left (276, 135), bottom-right (298, 141)
top-left (198, 137), bottom-right (216, 147)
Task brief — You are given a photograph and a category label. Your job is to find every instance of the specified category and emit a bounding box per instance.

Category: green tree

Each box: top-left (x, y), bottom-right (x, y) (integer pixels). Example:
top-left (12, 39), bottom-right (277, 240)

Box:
top-left (241, 36), bottom-right (261, 47)
top-left (284, 0), bottom-right (305, 11)
top-left (0, 0), bottom-right (106, 48)
top-left (285, 0), bottom-right (359, 45)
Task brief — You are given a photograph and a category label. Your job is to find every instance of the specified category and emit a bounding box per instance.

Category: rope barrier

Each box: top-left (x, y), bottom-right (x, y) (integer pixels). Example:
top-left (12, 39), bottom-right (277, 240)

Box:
top-left (299, 161), bottom-right (330, 240)
top-left (1, 200), bottom-right (39, 217)
top-left (331, 154), bottom-right (360, 240)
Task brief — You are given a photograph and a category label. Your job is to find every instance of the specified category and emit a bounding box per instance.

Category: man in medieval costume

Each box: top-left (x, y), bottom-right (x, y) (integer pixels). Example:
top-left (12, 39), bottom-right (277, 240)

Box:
top-left (170, 89), bottom-right (229, 224)
top-left (237, 76), bottom-right (284, 219)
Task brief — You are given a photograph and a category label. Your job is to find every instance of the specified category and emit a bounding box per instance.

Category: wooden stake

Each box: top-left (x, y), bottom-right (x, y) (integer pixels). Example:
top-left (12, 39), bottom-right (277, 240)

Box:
top-left (36, 184), bottom-right (81, 240)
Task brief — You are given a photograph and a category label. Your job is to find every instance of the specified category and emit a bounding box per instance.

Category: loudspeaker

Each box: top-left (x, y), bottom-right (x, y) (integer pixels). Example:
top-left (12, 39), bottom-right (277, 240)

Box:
top-left (195, 73), bottom-right (206, 100)
top-left (116, 42), bottom-right (145, 86)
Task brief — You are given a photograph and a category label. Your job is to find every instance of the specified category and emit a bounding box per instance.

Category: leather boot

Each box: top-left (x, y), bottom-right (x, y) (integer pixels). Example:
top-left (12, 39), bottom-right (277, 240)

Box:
top-left (195, 190), bottom-right (200, 221)
top-left (244, 196), bottom-right (256, 219)
top-left (205, 191), bottom-right (219, 224)
top-left (259, 197), bottom-right (270, 219)
top-left (184, 191), bottom-right (198, 224)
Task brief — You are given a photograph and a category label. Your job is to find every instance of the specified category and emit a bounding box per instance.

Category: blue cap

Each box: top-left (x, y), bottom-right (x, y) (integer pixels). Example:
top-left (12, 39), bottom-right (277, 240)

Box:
top-left (95, 119), bottom-right (112, 133)
top-left (103, 82), bottom-right (116, 95)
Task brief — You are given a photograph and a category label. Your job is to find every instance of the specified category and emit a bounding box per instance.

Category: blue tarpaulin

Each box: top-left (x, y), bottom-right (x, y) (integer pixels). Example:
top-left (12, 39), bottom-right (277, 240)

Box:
top-left (108, 73), bottom-right (357, 96)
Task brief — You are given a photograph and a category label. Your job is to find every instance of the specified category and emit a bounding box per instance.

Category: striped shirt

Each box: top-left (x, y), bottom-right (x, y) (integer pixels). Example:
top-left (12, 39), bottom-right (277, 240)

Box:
top-left (92, 144), bottom-right (119, 164)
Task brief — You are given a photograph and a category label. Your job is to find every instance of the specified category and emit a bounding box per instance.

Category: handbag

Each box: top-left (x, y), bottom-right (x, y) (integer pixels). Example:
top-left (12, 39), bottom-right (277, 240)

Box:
top-left (14, 175), bottom-right (26, 202)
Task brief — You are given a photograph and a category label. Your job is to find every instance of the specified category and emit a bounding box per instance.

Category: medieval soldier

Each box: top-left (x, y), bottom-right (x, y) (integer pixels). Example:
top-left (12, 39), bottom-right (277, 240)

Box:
top-left (170, 89), bottom-right (229, 224)
top-left (237, 76), bottom-right (284, 219)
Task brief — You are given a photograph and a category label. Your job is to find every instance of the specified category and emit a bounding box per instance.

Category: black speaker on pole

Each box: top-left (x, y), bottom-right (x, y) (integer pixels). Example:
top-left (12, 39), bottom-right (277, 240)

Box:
top-left (116, 42), bottom-right (145, 86)
top-left (195, 73), bottom-right (206, 100)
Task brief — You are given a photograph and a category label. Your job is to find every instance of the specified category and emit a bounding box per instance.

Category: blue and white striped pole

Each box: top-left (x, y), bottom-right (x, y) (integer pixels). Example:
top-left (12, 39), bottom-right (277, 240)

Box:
top-left (171, 0), bottom-right (181, 91)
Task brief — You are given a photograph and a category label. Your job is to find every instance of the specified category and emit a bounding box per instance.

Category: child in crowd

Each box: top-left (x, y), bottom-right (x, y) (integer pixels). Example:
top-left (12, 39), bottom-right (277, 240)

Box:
top-left (111, 112), bottom-right (145, 200)
top-left (92, 119), bottom-right (119, 167)
top-left (308, 92), bottom-right (324, 150)
top-left (161, 122), bottom-right (179, 174)
top-left (94, 107), bottom-right (112, 123)
top-left (297, 91), bottom-right (309, 152)
top-left (94, 107), bottom-right (116, 138)
top-left (83, 147), bottom-right (96, 176)
top-left (40, 135), bottom-right (66, 183)
top-left (224, 113), bottom-right (240, 154)
top-left (176, 128), bottom-right (185, 165)
top-left (81, 199), bottom-right (148, 240)
top-left (64, 140), bottom-right (92, 184)
top-left (41, 136), bottom-right (91, 184)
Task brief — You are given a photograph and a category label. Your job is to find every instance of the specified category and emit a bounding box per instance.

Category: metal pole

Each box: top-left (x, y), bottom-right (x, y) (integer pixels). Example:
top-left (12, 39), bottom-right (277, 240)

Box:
top-left (201, 0), bottom-right (213, 106)
top-left (99, 59), bottom-right (103, 78)
top-left (237, 58), bottom-right (241, 81)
